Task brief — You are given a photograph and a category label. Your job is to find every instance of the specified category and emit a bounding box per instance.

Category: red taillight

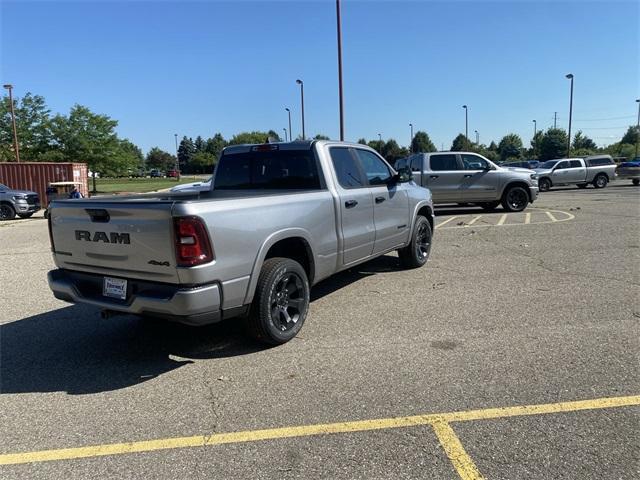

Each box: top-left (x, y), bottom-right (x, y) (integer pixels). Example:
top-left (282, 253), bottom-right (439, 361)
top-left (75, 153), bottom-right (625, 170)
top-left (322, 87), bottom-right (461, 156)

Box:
top-left (174, 216), bottom-right (214, 267)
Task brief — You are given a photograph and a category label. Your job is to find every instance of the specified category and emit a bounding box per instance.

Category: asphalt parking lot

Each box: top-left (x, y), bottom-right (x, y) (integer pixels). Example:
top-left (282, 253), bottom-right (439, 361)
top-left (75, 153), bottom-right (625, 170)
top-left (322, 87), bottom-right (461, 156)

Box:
top-left (1, 182), bottom-right (638, 479)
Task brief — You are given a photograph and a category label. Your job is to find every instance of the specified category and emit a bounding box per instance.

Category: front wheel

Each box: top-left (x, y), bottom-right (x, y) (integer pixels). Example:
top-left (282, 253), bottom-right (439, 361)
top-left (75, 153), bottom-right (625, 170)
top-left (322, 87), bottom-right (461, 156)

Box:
top-left (0, 204), bottom-right (16, 221)
top-left (502, 185), bottom-right (530, 212)
top-left (538, 178), bottom-right (551, 192)
top-left (593, 174), bottom-right (608, 189)
top-left (398, 215), bottom-right (432, 269)
top-left (246, 257), bottom-right (310, 345)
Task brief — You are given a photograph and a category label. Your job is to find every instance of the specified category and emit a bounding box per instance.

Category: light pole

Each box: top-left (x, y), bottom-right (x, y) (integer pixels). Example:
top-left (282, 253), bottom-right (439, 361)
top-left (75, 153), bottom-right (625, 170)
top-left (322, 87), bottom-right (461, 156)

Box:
top-left (378, 133), bottom-right (382, 153)
top-left (462, 105), bottom-right (468, 150)
top-left (474, 130), bottom-right (479, 145)
top-left (296, 79), bottom-right (305, 140)
top-left (174, 133), bottom-right (180, 180)
top-left (283, 128), bottom-right (288, 142)
top-left (3, 84), bottom-right (20, 162)
top-left (532, 120), bottom-right (537, 157)
top-left (285, 107), bottom-right (292, 142)
top-left (566, 74), bottom-right (574, 157)
top-left (409, 123), bottom-right (413, 152)
top-left (635, 99), bottom-right (640, 158)
top-left (336, 0), bottom-right (344, 140)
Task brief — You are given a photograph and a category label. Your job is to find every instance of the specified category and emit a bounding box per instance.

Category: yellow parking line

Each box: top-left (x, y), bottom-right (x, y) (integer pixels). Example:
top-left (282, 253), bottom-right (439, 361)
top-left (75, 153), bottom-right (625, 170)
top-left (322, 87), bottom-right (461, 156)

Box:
top-left (546, 211), bottom-right (558, 222)
top-left (466, 215), bottom-right (482, 226)
top-left (432, 419), bottom-right (485, 480)
top-left (1, 394), bottom-right (638, 467)
top-left (435, 216), bottom-right (458, 229)
top-left (496, 214), bottom-right (508, 225)
top-left (525, 212), bottom-right (531, 224)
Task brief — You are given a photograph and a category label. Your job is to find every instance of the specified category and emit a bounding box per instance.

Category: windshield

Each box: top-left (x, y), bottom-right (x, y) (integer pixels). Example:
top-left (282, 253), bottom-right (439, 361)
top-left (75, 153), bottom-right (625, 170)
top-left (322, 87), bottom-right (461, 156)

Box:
top-left (539, 160), bottom-right (559, 169)
top-left (214, 149), bottom-right (322, 190)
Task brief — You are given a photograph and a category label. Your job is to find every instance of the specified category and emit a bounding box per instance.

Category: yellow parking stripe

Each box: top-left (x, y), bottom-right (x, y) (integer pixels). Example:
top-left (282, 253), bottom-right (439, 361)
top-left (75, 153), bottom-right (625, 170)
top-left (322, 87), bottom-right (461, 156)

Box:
top-left (432, 419), bottom-right (485, 480)
top-left (496, 214), bottom-right (508, 225)
top-left (467, 215), bottom-right (482, 226)
top-left (435, 216), bottom-right (458, 229)
top-left (0, 394), bottom-right (638, 467)
top-left (525, 212), bottom-right (531, 224)
top-left (546, 211), bottom-right (558, 222)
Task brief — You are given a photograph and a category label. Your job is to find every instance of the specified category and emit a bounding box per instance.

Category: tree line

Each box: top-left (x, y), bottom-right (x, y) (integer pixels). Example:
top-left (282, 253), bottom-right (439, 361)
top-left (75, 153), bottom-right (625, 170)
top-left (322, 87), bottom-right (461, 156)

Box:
top-left (2, 92), bottom-right (638, 177)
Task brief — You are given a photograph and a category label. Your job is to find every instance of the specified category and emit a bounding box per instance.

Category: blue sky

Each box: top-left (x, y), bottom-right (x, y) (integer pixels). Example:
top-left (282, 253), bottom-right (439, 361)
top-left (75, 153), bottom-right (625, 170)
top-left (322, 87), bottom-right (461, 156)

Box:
top-left (1, 0), bottom-right (638, 153)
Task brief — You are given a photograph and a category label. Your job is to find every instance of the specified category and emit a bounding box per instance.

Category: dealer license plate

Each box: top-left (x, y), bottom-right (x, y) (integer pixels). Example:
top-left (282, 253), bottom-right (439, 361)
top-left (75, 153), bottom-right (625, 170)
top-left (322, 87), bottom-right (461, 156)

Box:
top-left (103, 277), bottom-right (127, 300)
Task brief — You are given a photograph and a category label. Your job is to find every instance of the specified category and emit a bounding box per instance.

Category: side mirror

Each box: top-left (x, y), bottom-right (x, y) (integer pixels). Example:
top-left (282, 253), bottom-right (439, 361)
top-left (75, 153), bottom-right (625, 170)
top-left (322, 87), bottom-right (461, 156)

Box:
top-left (482, 164), bottom-right (493, 171)
top-left (394, 166), bottom-right (413, 183)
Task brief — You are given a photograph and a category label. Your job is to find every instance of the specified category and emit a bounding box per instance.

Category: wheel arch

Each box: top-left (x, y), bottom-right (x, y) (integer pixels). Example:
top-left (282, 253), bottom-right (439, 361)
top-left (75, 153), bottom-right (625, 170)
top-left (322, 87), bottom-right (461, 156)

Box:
top-left (503, 180), bottom-right (535, 202)
top-left (243, 229), bottom-right (315, 305)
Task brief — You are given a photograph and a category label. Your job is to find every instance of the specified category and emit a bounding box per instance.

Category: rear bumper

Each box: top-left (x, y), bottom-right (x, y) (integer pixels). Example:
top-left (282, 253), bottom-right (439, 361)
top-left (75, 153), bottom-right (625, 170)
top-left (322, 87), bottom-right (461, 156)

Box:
top-left (48, 269), bottom-right (224, 326)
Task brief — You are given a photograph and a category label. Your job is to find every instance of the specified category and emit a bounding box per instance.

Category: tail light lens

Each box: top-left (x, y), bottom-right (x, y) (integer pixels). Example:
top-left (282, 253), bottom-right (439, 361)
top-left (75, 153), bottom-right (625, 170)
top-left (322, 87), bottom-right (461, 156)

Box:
top-left (174, 216), bottom-right (214, 267)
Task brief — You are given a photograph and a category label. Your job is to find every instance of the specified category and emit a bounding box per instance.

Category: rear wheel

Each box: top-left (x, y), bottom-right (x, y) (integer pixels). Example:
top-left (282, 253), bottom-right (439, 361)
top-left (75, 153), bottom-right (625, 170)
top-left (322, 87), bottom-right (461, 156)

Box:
top-left (246, 257), bottom-right (309, 345)
top-left (501, 186), bottom-right (529, 212)
top-left (538, 178), bottom-right (551, 192)
top-left (479, 201), bottom-right (500, 212)
top-left (593, 174), bottom-right (608, 189)
top-left (398, 216), bottom-right (432, 269)
top-left (632, 179), bottom-right (639, 186)
top-left (0, 204), bottom-right (16, 221)
top-left (577, 183), bottom-right (588, 189)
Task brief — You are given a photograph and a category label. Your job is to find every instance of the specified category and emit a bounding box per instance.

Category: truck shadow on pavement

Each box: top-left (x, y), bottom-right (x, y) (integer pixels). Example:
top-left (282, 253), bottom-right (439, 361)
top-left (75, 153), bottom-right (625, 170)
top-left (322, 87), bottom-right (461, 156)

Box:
top-left (1, 255), bottom-right (403, 395)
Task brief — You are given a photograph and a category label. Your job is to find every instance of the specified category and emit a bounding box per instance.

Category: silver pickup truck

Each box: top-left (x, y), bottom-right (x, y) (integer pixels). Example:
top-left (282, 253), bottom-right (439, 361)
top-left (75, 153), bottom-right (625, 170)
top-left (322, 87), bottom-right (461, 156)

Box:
top-left (0, 182), bottom-right (41, 220)
top-left (534, 156), bottom-right (617, 191)
top-left (47, 141), bottom-right (434, 344)
top-left (396, 151), bottom-right (538, 212)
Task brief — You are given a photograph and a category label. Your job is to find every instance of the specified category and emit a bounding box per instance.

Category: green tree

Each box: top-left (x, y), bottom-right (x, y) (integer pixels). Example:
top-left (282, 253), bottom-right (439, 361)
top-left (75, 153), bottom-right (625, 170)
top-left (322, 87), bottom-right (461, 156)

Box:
top-left (0, 92), bottom-right (53, 161)
top-left (314, 134), bottom-right (330, 140)
top-left (357, 138), bottom-right (367, 145)
top-left (177, 136), bottom-right (196, 172)
top-left (411, 131), bottom-right (436, 153)
top-left (572, 131), bottom-right (597, 151)
top-left (539, 128), bottom-right (568, 160)
top-left (194, 135), bottom-right (206, 153)
top-left (205, 133), bottom-right (227, 160)
top-left (190, 151), bottom-right (216, 174)
top-left (450, 133), bottom-right (467, 151)
top-left (229, 131), bottom-right (274, 145)
top-left (106, 139), bottom-right (144, 177)
top-left (267, 129), bottom-right (282, 142)
top-left (146, 147), bottom-right (176, 171)
top-left (530, 131), bottom-right (544, 159)
top-left (488, 141), bottom-right (498, 152)
top-left (381, 139), bottom-right (408, 164)
top-left (620, 126), bottom-right (639, 145)
top-left (497, 133), bottom-right (523, 161)
top-left (367, 140), bottom-right (384, 153)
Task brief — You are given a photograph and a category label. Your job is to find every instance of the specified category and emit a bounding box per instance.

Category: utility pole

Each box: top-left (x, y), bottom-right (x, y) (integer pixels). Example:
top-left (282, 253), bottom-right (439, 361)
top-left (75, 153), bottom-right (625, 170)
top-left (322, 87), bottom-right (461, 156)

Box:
top-left (409, 123), bottom-right (413, 152)
top-left (285, 107), bottom-right (292, 142)
top-left (566, 74), bottom-right (574, 157)
top-left (635, 99), bottom-right (640, 158)
top-left (3, 84), bottom-right (20, 162)
top-left (462, 105), bottom-right (468, 150)
top-left (554, 111), bottom-right (557, 129)
top-left (336, 0), bottom-right (345, 141)
top-left (174, 133), bottom-right (180, 180)
top-left (296, 79), bottom-right (305, 140)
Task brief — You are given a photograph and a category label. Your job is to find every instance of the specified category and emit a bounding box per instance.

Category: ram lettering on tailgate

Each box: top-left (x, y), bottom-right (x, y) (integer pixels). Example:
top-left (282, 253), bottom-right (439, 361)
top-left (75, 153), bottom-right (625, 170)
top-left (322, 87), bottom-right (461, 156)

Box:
top-left (75, 230), bottom-right (131, 244)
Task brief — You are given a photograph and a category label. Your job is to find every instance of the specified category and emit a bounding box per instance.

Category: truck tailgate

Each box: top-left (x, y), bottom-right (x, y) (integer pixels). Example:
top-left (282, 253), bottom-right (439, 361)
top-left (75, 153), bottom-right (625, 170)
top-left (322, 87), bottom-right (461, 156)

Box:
top-left (50, 201), bottom-right (181, 283)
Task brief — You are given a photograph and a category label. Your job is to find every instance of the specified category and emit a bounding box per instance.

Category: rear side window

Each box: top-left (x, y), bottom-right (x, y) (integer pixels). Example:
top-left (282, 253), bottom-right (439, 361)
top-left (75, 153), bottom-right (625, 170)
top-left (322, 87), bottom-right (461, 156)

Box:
top-left (555, 161), bottom-right (569, 170)
top-left (330, 147), bottom-right (365, 188)
top-left (214, 149), bottom-right (322, 190)
top-left (430, 154), bottom-right (459, 171)
top-left (569, 160), bottom-right (583, 168)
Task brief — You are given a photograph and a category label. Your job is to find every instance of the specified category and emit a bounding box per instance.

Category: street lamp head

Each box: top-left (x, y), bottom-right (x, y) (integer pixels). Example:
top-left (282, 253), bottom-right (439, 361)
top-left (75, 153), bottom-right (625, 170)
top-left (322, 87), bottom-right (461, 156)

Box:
top-left (566, 73), bottom-right (573, 79)
top-left (462, 105), bottom-right (467, 109)
top-left (296, 79), bottom-right (303, 85)
top-left (636, 99), bottom-right (640, 103)
top-left (3, 84), bottom-right (12, 89)
top-left (285, 107), bottom-right (290, 112)
top-left (409, 123), bottom-right (412, 127)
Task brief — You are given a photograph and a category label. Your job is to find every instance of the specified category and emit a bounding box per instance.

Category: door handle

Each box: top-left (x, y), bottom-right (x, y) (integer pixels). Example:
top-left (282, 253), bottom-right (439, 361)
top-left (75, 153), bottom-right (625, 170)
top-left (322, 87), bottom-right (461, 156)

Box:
top-left (463, 174), bottom-right (473, 178)
top-left (345, 200), bottom-right (358, 208)
top-left (430, 175), bottom-right (439, 179)
top-left (375, 196), bottom-right (385, 204)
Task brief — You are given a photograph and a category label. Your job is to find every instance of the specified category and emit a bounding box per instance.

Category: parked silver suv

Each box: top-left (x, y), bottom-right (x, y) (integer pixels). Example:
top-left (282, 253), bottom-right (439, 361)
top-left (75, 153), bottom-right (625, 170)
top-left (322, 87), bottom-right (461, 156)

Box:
top-left (0, 182), bottom-right (41, 220)
top-left (396, 152), bottom-right (538, 212)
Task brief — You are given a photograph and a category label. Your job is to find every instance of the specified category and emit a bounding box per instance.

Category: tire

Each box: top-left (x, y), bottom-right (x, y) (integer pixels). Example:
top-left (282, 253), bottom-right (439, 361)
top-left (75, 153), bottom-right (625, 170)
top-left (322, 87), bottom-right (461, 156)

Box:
top-left (593, 174), bottom-right (608, 189)
top-left (44, 209), bottom-right (49, 219)
top-left (18, 213), bottom-right (34, 218)
top-left (479, 201), bottom-right (500, 212)
top-left (0, 204), bottom-right (16, 221)
top-left (632, 179), bottom-right (639, 186)
top-left (501, 185), bottom-right (529, 212)
top-left (246, 257), bottom-right (310, 345)
top-left (398, 216), bottom-right (432, 269)
top-left (577, 183), bottom-right (588, 189)
top-left (538, 178), bottom-right (551, 192)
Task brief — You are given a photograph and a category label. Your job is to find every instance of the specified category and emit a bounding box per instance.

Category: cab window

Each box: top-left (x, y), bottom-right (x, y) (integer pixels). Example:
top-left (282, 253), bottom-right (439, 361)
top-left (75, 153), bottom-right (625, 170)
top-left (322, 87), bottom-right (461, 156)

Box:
top-left (429, 154), bottom-right (460, 171)
top-left (555, 161), bottom-right (569, 170)
top-left (329, 147), bottom-right (366, 188)
top-left (355, 149), bottom-right (393, 186)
